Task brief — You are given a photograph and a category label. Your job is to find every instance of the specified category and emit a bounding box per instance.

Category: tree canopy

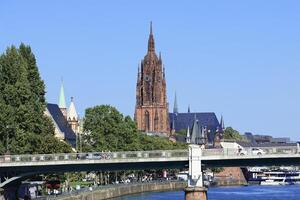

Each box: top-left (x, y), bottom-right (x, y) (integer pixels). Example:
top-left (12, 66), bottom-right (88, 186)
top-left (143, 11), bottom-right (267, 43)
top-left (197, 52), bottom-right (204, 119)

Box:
top-left (0, 44), bottom-right (72, 154)
top-left (223, 127), bottom-right (243, 141)
top-left (83, 105), bottom-right (186, 152)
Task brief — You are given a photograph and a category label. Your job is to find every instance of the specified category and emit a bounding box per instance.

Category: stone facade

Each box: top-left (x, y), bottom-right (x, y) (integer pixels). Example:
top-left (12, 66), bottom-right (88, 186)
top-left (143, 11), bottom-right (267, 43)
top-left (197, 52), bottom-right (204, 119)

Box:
top-left (135, 23), bottom-right (169, 135)
top-left (214, 167), bottom-right (247, 186)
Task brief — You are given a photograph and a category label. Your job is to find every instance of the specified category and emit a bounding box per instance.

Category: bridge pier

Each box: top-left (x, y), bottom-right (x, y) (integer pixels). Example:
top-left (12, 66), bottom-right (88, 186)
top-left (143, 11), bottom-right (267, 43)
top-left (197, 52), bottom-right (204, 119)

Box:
top-left (185, 145), bottom-right (207, 200)
top-left (0, 187), bottom-right (18, 200)
top-left (185, 187), bottom-right (207, 200)
top-left (0, 188), bottom-right (4, 200)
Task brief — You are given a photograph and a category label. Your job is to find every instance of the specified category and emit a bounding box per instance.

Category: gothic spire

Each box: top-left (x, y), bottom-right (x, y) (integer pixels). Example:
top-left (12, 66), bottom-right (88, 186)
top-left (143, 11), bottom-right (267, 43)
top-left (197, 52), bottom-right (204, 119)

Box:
top-left (186, 126), bottom-right (191, 144)
top-left (220, 115), bottom-right (225, 130)
top-left (173, 92), bottom-right (178, 114)
top-left (59, 79), bottom-right (66, 109)
top-left (188, 104), bottom-right (191, 113)
top-left (148, 21), bottom-right (155, 53)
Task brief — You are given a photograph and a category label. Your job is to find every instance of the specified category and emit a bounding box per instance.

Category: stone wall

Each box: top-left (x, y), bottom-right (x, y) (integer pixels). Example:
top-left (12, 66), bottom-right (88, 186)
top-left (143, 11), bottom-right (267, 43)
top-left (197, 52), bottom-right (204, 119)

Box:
top-left (57, 181), bottom-right (187, 200)
top-left (214, 167), bottom-right (247, 186)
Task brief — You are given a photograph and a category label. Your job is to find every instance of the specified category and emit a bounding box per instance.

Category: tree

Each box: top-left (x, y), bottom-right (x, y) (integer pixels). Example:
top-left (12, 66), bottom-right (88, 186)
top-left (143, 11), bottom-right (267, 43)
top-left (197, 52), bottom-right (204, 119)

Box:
top-left (83, 105), bottom-right (186, 152)
top-left (0, 44), bottom-right (72, 154)
top-left (223, 127), bottom-right (243, 141)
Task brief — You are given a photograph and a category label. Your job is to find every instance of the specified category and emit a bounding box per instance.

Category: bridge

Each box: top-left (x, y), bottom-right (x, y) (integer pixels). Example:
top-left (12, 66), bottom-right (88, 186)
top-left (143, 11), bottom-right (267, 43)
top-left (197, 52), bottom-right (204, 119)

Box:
top-left (1, 145), bottom-right (300, 200)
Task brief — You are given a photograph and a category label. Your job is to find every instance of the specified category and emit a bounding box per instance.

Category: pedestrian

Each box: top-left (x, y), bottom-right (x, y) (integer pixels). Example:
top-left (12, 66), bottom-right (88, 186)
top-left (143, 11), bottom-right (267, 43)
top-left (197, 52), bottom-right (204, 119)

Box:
top-left (76, 151), bottom-right (80, 159)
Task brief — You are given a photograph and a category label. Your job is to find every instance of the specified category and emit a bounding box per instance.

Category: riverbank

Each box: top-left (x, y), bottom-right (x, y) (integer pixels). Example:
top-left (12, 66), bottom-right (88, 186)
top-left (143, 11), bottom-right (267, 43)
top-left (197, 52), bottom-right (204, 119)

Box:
top-left (56, 181), bottom-right (187, 200)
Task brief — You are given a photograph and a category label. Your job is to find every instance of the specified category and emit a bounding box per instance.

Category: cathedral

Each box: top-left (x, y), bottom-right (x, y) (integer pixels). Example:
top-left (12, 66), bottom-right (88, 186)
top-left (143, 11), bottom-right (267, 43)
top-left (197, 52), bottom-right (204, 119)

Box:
top-left (134, 23), bottom-right (223, 147)
top-left (134, 23), bottom-right (170, 135)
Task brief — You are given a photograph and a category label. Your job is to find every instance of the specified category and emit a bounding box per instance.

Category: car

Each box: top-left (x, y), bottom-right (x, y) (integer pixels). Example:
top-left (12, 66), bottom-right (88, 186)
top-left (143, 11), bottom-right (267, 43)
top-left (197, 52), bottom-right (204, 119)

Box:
top-left (251, 148), bottom-right (265, 155)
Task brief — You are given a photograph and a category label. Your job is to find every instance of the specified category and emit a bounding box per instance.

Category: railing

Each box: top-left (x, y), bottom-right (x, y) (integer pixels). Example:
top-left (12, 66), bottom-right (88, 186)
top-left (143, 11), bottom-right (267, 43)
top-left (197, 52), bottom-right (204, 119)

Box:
top-left (0, 149), bottom-right (189, 164)
top-left (0, 146), bottom-right (298, 164)
top-left (202, 146), bottom-right (299, 157)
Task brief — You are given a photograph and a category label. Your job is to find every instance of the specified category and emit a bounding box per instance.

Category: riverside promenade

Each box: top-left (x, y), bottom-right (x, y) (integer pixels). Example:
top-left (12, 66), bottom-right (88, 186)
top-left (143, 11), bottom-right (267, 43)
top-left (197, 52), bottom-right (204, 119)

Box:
top-left (47, 181), bottom-right (187, 200)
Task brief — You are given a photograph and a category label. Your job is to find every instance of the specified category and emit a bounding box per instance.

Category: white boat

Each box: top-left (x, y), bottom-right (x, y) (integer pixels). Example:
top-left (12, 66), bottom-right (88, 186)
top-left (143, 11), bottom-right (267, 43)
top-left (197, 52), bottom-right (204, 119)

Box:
top-left (260, 171), bottom-right (300, 185)
top-left (261, 179), bottom-right (287, 186)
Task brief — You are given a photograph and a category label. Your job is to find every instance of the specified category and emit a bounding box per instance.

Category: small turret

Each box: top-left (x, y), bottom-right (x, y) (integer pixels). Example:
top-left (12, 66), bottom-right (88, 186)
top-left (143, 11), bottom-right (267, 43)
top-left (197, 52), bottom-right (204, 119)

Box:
top-left (67, 97), bottom-right (79, 133)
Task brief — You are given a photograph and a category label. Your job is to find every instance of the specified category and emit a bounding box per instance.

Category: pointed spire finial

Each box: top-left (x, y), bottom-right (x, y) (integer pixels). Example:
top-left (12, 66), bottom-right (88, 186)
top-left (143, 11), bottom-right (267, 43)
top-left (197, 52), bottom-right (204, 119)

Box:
top-left (159, 51), bottom-right (162, 61)
top-left (188, 104), bottom-right (191, 113)
top-left (59, 79), bottom-right (66, 109)
top-left (220, 115), bottom-right (225, 130)
top-left (147, 22), bottom-right (155, 52)
top-left (173, 92), bottom-right (178, 114)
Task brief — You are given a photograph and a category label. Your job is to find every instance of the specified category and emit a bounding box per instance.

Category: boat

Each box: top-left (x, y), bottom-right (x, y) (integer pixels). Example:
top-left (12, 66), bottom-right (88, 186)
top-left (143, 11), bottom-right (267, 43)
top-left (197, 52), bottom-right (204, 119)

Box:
top-left (260, 171), bottom-right (300, 185)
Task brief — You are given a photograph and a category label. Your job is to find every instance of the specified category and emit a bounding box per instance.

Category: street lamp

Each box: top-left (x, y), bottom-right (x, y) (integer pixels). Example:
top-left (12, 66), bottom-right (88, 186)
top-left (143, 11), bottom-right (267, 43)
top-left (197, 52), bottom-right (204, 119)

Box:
top-left (5, 125), bottom-right (10, 154)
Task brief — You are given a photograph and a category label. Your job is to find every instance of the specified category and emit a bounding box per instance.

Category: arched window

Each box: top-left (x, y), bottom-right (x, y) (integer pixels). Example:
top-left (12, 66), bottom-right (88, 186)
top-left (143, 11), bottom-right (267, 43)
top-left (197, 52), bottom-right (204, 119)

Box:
top-left (145, 111), bottom-right (150, 131)
top-left (154, 111), bottom-right (158, 131)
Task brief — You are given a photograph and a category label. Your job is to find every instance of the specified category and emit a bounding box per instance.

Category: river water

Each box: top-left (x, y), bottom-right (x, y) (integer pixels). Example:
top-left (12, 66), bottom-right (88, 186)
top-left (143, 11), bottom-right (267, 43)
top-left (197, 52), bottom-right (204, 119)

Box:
top-left (115, 185), bottom-right (300, 200)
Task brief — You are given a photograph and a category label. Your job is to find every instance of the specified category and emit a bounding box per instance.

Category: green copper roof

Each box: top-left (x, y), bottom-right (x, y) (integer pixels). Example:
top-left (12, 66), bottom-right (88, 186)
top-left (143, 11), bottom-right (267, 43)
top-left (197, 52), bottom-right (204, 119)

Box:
top-left (59, 81), bottom-right (66, 108)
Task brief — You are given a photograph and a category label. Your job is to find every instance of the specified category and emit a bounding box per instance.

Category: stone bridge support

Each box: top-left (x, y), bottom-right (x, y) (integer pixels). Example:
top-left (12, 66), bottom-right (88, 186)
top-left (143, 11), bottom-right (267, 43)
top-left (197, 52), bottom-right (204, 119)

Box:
top-left (185, 145), bottom-right (207, 200)
top-left (0, 187), bottom-right (18, 200)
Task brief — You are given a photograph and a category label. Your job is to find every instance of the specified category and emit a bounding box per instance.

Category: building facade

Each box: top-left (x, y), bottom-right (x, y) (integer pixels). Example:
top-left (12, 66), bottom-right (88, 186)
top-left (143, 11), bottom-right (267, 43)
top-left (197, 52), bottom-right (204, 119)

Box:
top-left (134, 23), bottom-right (170, 135)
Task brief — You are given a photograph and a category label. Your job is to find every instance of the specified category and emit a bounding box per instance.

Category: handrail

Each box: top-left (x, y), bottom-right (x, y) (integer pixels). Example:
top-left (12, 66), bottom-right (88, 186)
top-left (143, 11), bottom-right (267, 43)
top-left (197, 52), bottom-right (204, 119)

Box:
top-left (0, 149), bottom-right (189, 164)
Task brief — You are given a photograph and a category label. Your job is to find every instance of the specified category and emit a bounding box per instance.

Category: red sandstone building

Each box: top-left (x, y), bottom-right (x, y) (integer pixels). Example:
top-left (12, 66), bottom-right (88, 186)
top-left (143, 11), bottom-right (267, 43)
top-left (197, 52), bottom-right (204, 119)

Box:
top-left (134, 23), bottom-right (170, 135)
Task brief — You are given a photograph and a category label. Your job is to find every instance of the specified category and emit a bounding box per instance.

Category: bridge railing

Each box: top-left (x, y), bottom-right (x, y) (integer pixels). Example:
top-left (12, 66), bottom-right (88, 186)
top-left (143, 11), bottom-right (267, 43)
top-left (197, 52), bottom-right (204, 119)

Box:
top-left (0, 149), bottom-right (189, 163)
top-left (202, 146), bottom-right (298, 157)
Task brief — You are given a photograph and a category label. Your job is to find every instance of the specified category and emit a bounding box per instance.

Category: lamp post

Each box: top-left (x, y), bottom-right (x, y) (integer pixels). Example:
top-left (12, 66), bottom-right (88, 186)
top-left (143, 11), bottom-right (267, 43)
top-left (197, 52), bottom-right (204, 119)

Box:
top-left (5, 125), bottom-right (10, 154)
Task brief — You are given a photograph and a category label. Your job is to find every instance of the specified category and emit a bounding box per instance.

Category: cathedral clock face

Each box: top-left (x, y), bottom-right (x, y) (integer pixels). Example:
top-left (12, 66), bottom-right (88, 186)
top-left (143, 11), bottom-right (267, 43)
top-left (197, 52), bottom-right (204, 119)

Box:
top-left (144, 75), bottom-right (150, 82)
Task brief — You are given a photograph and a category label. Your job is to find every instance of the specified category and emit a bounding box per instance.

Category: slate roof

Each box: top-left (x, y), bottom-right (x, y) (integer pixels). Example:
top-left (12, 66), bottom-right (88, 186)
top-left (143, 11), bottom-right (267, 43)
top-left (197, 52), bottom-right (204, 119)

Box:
top-left (169, 112), bottom-right (220, 144)
top-left (47, 103), bottom-right (76, 147)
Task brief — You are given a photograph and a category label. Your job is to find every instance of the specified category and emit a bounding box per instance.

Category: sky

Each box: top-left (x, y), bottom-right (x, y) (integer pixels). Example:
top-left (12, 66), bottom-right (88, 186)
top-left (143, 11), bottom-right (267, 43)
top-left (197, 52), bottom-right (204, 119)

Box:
top-left (1, 1), bottom-right (300, 140)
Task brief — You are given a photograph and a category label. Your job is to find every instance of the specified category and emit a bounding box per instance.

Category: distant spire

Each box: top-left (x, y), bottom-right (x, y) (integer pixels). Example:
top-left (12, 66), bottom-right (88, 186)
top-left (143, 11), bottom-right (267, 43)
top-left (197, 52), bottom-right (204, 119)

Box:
top-left (173, 92), bottom-right (178, 114)
top-left (188, 105), bottom-right (191, 113)
top-left (159, 52), bottom-right (162, 61)
top-left (220, 115), bottom-right (225, 130)
top-left (186, 126), bottom-right (191, 144)
top-left (68, 97), bottom-right (78, 121)
top-left (59, 79), bottom-right (66, 109)
top-left (148, 21), bottom-right (155, 53)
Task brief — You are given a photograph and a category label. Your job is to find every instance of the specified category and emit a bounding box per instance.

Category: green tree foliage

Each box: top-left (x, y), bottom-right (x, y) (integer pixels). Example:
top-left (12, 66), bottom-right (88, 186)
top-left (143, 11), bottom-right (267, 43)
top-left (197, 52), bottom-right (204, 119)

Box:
top-left (0, 44), bottom-right (72, 154)
top-left (176, 129), bottom-right (187, 136)
top-left (223, 127), bottom-right (243, 141)
top-left (83, 105), bottom-right (186, 152)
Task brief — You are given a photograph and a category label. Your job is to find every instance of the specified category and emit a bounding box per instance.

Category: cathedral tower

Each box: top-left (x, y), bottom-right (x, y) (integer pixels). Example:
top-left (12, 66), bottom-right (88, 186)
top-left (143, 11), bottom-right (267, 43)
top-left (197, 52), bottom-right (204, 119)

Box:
top-left (134, 23), bottom-right (170, 134)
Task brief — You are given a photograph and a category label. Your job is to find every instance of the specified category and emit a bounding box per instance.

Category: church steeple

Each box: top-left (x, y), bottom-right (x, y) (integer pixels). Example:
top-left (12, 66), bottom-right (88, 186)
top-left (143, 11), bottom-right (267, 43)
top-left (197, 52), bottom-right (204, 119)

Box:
top-left (135, 23), bottom-right (169, 135)
top-left (58, 79), bottom-right (67, 119)
top-left (220, 115), bottom-right (225, 130)
top-left (59, 80), bottom-right (66, 109)
top-left (148, 21), bottom-right (155, 53)
top-left (173, 92), bottom-right (178, 114)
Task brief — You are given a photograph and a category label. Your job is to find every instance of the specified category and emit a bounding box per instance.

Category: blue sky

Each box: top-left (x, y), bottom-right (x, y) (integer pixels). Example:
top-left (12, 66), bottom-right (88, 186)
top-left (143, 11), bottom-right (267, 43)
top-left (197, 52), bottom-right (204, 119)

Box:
top-left (1, 1), bottom-right (300, 140)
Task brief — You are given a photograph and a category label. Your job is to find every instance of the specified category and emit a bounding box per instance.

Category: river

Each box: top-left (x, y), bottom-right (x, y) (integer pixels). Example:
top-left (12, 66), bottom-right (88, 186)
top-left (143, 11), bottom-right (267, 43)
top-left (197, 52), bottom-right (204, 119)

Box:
top-left (114, 185), bottom-right (300, 200)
